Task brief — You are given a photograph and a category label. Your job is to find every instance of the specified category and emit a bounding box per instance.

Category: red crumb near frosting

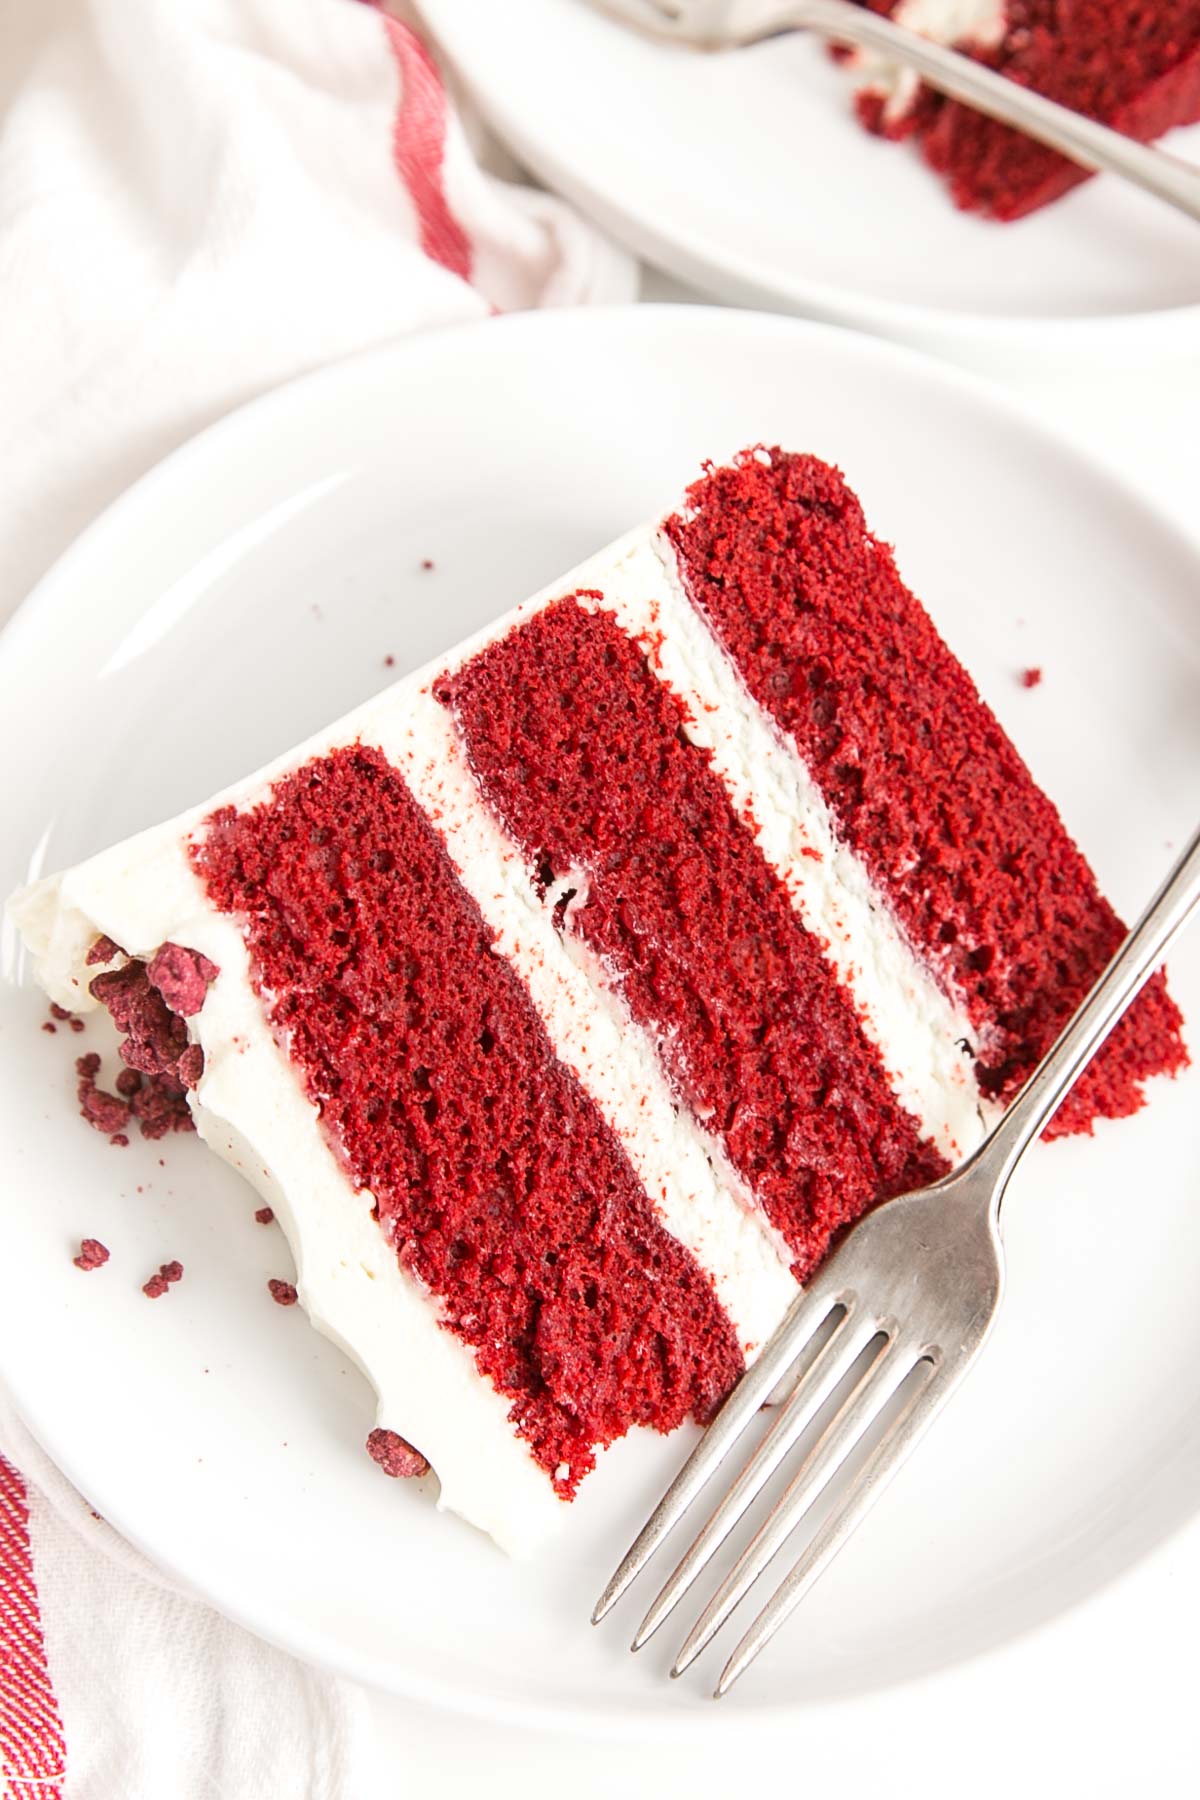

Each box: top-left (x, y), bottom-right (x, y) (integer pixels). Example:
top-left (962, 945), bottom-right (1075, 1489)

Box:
top-left (73, 1238), bottom-right (109, 1272)
top-left (110, 1134), bottom-right (129, 1148)
top-left (1021, 667), bottom-right (1043, 690)
top-left (86, 935), bottom-right (121, 966)
top-left (146, 943), bottom-right (219, 1017)
top-left (160, 1261), bottom-right (184, 1284)
top-left (50, 1003), bottom-right (72, 1021)
top-left (852, 2), bottom-right (1200, 220)
top-left (41, 1022), bottom-right (56, 1034)
top-left (84, 944), bottom-right (218, 1140)
top-left (70, 1018), bottom-right (85, 1033)
top-left (130, 1079), bottom-right (191, 1140)
top-left (443, 598), bottom-right (948, 1282)
top-left (664, 450), bottom-right (1188, 1132)
top-left (89, 960), bottom-right (188, 1072)
top-left (255, 1206), bottom-right (275, 1225)
top-left (268, 1278), bottom-right (298, 1307)
top-left (366, 1427), bottom-right (430, 1479)
top-left (76, 1053), bottom-right (133, 1137)
top-left (194, 746), bottom-right (743, 1491)
top-left (142, 1273), bottom-right (169, 1299)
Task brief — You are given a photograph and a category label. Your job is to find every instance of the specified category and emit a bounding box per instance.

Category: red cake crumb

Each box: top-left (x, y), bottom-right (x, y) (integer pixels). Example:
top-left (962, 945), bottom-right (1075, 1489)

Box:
top-left (73, 1238), bottom-right (109, 1272)
top-left (76, 1053), bottom-right (133, 1137)
top-left (86, 935), bottom-right (121, 966)
top-left (194, 745), bottom-right (743, 1490)
top-left (443, 598), bottom-right (947, 1281)
top-left (366, 1428), bottom-right (429, 1480)
top-left (41, 1021), bottom-right (56, 1034)
top-left (142, 1273), bottom-right (169, 1299)
top-left (268, 1278), bottom-right (298, 1307)
top-left (70, 1018), bottom-right (85, 1033)
top-left (254, 1207), bottom-right (275, 1225)
top-left (129, 1077), bottom-right (192, 1140)
top-left (50, 1003), bottom-right (73, 1021)
top-left (420, 558), bottom-right (434, 571)
top-left (85, 948), bottom-right (216, 1140)
top-left (160, 1260), bottom-right (184, 1284)
top-left (90, 961), bottom-right (187, 1072)
top-left (1021, 667), bottom-right (1043, 689)
top-left (110, 1133), bottom-right (129, 1148)
top-left (851, 1), bottom-right (1200, 220)
top-left (664, 450), bottom-right (1188, 1133)
top-left (383, 654), bottom-right (395, 668)
top-left (146, 943), bottom-right (219, 1016)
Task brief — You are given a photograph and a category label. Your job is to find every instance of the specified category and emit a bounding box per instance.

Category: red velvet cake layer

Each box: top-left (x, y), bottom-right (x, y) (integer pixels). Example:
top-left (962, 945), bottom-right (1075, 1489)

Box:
top-left (665, 451), bottom-right (1188, 1132)
top-left (441, 599), bottom-right (949, 1283)
top-left (854, 1), bottom-right (1200, 219)
top-left (193, 746), bottom-right (742, 1491)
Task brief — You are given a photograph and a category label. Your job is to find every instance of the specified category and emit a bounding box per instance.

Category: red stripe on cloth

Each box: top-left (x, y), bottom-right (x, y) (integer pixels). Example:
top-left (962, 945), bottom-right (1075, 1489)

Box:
top-left (381, 16), bottom-right (473, 281)
top-left (0, 1456), bottom-right (67, 1800)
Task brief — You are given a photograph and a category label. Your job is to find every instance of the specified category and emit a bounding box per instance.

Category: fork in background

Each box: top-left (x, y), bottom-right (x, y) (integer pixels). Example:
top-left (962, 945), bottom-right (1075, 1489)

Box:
top-left (593, 820), bottom-right (1200, 1696)
top-left (592, 0), bottom-right (1200, 224)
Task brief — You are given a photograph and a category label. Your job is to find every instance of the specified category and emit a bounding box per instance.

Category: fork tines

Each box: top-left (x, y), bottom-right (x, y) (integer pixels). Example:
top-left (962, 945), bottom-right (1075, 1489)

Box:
top-left (592, 819), bottom-right (1200, 1696)
top-left (592, 1261), bottom-right (952, 1697)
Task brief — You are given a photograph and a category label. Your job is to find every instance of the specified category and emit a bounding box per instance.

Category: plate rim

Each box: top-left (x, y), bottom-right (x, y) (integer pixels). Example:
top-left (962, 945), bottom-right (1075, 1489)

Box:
top-left (4, 303), bottom-right (1200, 1741)
top-left (418, 0), bottom-right (1200, 358)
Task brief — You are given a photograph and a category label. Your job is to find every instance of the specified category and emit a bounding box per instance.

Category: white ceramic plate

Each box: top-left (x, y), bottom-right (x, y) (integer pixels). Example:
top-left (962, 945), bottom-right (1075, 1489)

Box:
top-left (419, 0), bottom-right (1200, 361)
top-left (1, 309), bottom-right (1199, 1758)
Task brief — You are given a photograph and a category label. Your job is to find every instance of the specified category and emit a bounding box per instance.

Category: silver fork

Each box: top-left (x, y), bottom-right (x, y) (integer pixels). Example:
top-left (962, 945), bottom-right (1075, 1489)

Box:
top-left (591, 0), bottom-right (1200, 223)
top-left (594, 821), bottom-right (1200, 1695)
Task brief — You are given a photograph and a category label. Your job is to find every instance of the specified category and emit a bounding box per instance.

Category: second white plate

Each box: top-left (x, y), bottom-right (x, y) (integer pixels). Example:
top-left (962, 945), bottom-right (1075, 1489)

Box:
top-left (421, 0), bottom-right (1200, 360)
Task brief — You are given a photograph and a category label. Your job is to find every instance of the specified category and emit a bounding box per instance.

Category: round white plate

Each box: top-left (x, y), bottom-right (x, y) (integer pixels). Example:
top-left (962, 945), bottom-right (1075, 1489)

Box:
top-left (420, 0), bottom-right (1200, 360)
top-left (1, 309), bottom-right (1199, 1758)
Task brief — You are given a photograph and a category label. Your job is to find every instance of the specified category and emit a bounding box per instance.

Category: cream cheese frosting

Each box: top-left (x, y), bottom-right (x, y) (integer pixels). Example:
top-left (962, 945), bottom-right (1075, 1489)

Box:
top-left (8, 514), bottom-right (991, 1554)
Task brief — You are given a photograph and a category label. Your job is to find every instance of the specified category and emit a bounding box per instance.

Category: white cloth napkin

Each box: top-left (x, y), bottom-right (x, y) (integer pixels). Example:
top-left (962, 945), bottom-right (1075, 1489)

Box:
top-left (0, 2), bottom-right (633, 1794)
top-left (0, 0), bottom-right (635, 616)
top-left (1, 1402), bottom-right (369, 1800)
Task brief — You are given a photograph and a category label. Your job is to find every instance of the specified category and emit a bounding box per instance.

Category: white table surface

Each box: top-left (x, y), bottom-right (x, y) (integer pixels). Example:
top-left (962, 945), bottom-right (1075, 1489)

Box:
top-left (359, 266), bottom-right (1199, 1796)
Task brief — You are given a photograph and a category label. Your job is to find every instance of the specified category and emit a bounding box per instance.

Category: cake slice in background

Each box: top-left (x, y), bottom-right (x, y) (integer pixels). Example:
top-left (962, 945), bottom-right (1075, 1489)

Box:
top-left (7, 449), bottom-right (1187, 1554)
top-left (846, 1), bottom-right (1200, 219)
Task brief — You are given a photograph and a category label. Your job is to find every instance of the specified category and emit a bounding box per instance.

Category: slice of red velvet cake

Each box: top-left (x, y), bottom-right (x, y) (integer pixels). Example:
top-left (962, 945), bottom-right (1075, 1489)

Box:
top-left (846, 1), bottom-right (1200, 219)
top-left (9, 448), bottom-right (1187, 1553)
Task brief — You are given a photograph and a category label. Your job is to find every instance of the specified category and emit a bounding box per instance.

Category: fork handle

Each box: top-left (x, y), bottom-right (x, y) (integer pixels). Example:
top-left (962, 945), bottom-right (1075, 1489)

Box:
top-left (976, 822), bottom-right (1200, 1204)
top-left (784, 0), bottom-right (1200, 224)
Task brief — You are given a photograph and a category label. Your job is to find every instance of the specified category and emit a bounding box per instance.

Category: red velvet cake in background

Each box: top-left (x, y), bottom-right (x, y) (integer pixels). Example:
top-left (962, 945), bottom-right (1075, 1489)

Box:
top-left (847, 1), bottom-right (1200, 219)
top-left (8, 447), bottom-right (1188, 1555)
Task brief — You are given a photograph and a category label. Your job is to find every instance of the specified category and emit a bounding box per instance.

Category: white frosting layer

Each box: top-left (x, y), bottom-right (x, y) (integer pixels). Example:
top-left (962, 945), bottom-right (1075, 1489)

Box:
top-left (572, 532), bottom-right (993, 1165)
top-left (364, 686), bottom-right (796, 1362)
top-left (849, 0), bottom-right (1007, 125)
top-left (7, 507), bottom-right (994, 1555)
